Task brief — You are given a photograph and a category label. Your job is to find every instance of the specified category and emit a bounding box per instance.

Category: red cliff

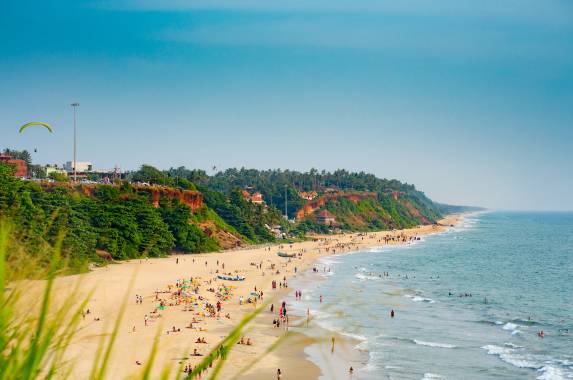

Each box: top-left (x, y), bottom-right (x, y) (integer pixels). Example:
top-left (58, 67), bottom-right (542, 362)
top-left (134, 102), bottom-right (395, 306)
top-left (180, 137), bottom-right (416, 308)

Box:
top-left (132, 185), bottom-right (203, 210)
top-left (39, 182), bottom-right (203, 211)
top-left (295, 192), bottom-right (377, 219)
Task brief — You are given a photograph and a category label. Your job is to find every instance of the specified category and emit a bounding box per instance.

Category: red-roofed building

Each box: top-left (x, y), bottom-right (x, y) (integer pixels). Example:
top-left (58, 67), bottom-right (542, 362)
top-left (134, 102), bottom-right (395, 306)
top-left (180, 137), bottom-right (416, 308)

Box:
top-left (241, 189), bottom-right (251, 199)
top-left (316, 210), bottom-right (336, 226)
top-left (299, 191), bottom-right (318, 201)
top-left (241, 189), bottom-right (265, 205)
top-left (0, 154), bottom-right (27, 177)
top-left (250, 192), bottom-right (264, 204)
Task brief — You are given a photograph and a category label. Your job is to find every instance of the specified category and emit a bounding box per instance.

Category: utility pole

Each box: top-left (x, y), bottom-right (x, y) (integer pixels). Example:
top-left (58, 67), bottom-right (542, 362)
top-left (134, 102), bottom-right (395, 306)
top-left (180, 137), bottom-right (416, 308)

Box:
top-left (71, 102), bottom-right (80, 182)
top-left (284, 184), bottom-right (288, 220)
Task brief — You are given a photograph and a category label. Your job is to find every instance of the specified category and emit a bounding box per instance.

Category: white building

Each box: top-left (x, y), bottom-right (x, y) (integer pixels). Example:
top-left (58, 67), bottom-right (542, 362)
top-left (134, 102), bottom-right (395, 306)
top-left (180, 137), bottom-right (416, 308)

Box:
top-left (64, 161), bottom-right (93, 172)
top-left (45, 165), bottom-right (67, 177)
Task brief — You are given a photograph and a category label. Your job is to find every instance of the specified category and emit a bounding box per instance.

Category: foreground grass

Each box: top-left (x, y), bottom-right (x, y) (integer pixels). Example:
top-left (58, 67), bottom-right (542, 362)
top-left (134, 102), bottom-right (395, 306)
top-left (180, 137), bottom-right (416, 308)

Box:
top-left (0, 218), bottom-right (303, 380)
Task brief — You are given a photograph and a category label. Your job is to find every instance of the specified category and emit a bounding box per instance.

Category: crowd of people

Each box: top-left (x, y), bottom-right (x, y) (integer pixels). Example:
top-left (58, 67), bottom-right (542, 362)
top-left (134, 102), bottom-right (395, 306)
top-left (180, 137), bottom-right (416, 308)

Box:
top-left (117, 230), bottom-right (430, 378)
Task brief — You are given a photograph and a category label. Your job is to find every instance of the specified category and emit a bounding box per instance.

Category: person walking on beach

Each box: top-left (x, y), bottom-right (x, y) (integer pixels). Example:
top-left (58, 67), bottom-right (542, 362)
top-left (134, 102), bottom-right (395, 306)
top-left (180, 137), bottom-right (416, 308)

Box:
top-left (390, 309), bottom-right (395, 318)
top-left (277, 368), bottom-right (282, 380)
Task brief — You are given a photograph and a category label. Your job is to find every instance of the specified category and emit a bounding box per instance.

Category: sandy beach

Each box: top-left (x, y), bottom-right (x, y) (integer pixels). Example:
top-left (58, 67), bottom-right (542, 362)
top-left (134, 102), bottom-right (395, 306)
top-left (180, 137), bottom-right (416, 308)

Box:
top-left (49, 214), bottom-right (461, 379)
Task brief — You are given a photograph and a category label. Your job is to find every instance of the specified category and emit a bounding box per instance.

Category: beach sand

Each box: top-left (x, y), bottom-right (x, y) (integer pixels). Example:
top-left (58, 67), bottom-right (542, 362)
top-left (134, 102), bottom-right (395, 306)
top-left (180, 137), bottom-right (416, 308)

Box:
top-left (48, 214), bottom-right (461, 379)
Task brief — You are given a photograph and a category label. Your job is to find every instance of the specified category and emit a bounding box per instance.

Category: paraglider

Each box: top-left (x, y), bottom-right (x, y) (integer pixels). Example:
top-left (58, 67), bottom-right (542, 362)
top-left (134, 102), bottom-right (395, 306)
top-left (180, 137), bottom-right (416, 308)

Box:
top-left (19, 122), bottom-right (53, 134)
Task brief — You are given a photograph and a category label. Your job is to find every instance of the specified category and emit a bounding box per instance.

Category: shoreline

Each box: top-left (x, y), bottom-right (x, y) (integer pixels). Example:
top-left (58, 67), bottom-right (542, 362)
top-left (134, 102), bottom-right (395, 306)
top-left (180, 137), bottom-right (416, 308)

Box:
top-left (49, 213), bottom-right (463, 379)
top-left (252, 213), bottom-right (466, 380)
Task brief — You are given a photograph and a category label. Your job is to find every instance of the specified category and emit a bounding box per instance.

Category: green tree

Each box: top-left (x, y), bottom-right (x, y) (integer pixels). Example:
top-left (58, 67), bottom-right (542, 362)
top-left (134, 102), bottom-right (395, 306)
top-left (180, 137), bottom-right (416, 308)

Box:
top-left (159, 200), bottom-right (219, 253)
top-left (130, 165), bottom-right (171, 185)
top-left (49, 172), bottom-right (68, 182)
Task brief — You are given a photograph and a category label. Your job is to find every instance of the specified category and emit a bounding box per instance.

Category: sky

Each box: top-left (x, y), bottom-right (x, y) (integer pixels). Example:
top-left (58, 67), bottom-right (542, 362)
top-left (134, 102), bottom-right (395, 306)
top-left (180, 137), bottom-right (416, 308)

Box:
top-left (1, 0), bottom-right (572, 210)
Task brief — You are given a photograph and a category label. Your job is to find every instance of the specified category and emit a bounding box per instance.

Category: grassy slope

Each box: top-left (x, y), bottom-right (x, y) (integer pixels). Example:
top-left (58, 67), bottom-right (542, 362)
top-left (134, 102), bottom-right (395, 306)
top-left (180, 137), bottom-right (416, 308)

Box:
top-left (308, 192), bottom-right (441, 231)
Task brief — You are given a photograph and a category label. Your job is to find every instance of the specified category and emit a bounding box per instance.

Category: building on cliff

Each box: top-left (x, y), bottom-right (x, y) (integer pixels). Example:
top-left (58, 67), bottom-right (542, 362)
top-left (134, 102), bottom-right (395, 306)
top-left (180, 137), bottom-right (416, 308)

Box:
top-left (316, 210), bottom-right (336, 226)
top-left (299, 191), bottom-right (318, 201)
top-left (0, 154), bottom-right (27, 177)
top-left (241, 189), bottom-right (265, 205)
top-left (64, 161), bottom-right (93, 173)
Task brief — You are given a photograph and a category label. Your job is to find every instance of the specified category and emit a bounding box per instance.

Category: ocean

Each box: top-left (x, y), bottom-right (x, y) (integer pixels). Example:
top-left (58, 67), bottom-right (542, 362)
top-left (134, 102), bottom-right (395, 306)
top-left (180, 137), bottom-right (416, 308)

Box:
top-left (287, 212), bottom-right (573, 380)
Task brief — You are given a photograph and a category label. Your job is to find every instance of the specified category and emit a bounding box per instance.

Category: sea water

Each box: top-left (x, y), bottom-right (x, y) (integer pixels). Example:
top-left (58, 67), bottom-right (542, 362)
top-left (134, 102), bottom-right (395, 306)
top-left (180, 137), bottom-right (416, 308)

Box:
top-left (287, 212), bottom-right (573, 379)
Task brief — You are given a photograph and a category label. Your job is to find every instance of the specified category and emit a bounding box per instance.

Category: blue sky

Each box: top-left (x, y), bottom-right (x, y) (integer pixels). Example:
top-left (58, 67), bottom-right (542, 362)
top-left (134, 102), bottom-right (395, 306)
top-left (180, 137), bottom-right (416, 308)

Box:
top-left (1, 0), bottom-right (572, 210)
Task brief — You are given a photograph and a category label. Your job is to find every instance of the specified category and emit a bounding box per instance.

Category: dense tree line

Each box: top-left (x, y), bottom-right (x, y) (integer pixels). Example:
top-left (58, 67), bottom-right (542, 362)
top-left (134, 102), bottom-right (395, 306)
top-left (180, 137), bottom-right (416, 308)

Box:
top-left (0, 163), bottom-right (220, 273)
top-left (1, 159), bottom-right (444, 274)
top-left (126, 165), bottom-right (442, 233)
top-left (199, 186), bottom-right (287, 243)
top-left (181, 167), bottom-right (440, 224)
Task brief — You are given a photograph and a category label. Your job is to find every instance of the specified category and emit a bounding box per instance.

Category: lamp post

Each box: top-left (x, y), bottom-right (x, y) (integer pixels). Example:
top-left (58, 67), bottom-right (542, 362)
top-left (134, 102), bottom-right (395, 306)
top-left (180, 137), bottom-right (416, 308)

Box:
top-left (284, 184), bottom-right (288, 220)
top-left (71, 102), bottom-right (80, 182)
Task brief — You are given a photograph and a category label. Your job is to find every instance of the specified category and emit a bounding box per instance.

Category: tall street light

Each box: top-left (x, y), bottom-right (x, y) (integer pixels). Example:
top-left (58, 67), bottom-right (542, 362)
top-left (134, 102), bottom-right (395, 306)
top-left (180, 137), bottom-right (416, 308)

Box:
top-left (71, 102), bottom-right (80, 182)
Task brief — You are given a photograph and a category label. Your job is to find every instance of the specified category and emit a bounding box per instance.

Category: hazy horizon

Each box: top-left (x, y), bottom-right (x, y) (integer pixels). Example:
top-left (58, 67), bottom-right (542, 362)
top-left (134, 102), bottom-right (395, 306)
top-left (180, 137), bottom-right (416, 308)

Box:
top-left (1, 0), bottom-right (572, 211)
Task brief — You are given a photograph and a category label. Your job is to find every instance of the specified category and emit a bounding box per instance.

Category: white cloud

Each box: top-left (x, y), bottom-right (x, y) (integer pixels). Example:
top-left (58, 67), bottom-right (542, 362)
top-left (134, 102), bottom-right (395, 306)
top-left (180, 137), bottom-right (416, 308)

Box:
top-left (97, 0), bottom-right (573, 27)
top-left (157, 16), bottom-right (572, 66)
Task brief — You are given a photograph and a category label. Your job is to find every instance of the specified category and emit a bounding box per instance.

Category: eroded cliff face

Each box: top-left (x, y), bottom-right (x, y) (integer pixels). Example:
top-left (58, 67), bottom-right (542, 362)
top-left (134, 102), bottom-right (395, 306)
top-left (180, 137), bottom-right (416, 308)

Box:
top-left (295, 192), bottom-right (378, 219)
top-left (133, 186), bottom-right (203, 211)
top-left (40, 182), bottom-right (203, 211)
top-left (399, 199), bottom-right (431, 225)
top-left (198, 220), bottom-right (243, 250)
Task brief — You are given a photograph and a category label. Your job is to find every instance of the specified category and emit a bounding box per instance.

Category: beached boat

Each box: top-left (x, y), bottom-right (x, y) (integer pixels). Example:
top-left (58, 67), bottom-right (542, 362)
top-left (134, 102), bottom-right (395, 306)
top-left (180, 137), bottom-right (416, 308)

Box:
top-left (277, 252), bottom-right (296, 258)
top-left (217, 274), bottom-right (245, 281)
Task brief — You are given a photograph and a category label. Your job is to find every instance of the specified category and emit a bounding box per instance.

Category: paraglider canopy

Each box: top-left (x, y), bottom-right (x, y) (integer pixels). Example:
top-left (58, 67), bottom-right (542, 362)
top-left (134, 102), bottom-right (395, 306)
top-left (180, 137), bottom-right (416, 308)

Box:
top-left (19, 122), bottom-right (53, 133)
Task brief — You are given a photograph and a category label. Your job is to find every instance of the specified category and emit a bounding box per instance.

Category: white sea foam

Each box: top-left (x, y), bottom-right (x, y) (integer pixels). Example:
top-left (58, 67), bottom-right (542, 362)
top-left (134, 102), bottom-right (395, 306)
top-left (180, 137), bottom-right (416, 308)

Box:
top-left (502, 322), bottom-right (520, 331)
top-left (421, 373), bottom-right (446, 380)
top-left (537, 366), bottom-right (566, 380)
top-left (355, 273), bottom-right (381, 281)
top-left (504, 342), bottom-right (523, 349)
top-left (501, 322), bottom-right (523, 335)
top-left (414, 340), bottom-right (456, 349)
top-left (405, 295), bottom-right (435, 303)
top-left (315, 309), bottom-right (335, 320)
top-left (482, 346), bottom-right (572, 379)
top-left (482, 345), bottom-right (540, 369)
top-left (318, 257), bottom-right (341, 266)
top-left (307, 310), bottom-right (367, 349)
top-left (340, 332), bottom-right (367, 342)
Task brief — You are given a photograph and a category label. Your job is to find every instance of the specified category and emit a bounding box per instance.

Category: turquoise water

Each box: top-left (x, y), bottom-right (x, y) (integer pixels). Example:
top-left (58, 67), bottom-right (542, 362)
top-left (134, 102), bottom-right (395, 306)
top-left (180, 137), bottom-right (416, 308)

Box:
top-left (288, 212), bottom-right (573, 379)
